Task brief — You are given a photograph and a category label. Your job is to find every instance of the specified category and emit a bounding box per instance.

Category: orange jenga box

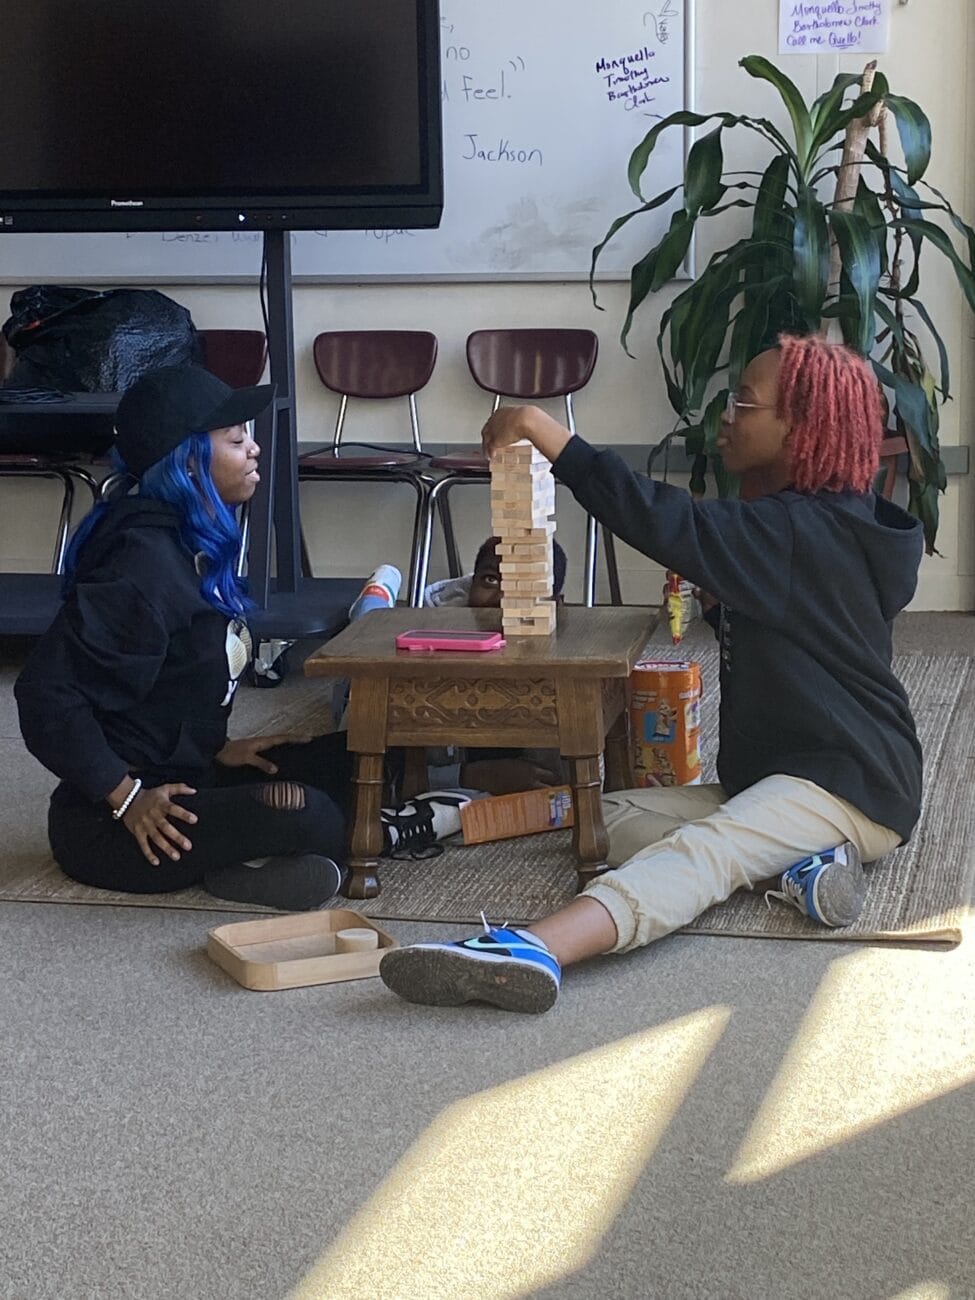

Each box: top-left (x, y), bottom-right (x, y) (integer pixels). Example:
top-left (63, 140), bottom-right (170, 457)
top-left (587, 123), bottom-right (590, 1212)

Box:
top-left (460, 786), bottom-right (574, 845)
top-left (629, 660), bottom-right (702, 787)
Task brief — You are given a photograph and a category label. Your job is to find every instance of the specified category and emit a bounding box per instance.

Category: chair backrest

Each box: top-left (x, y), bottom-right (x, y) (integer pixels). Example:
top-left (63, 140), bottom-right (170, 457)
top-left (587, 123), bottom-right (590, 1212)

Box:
top-left (878, 434), bottom-right (908, 501)
top-left (466, 329), bottom-right (598, 400)
top-left (312, 331), bottom-right (438, 400)
top-left (198, 329), bottom-right (268, 388)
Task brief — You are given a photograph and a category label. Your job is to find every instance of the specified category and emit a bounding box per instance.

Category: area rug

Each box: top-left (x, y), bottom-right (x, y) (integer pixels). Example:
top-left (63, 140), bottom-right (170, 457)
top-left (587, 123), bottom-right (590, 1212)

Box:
top-left (2, 650), bottom-right (972, 946)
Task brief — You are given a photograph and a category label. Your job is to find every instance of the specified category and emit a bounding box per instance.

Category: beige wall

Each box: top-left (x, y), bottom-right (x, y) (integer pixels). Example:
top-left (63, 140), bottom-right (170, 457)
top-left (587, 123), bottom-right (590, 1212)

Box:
top-left (2, 0), bottom-right (972, 609)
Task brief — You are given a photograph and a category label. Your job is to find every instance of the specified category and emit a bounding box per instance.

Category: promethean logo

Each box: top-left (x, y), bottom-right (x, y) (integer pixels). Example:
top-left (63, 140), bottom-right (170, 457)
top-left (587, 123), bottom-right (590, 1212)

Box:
top-left (110, 199), bottom-right (144, 207)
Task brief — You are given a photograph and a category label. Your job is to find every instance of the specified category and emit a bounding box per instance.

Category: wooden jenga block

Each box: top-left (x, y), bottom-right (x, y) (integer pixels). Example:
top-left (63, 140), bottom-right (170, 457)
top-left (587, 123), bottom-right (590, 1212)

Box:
top-left (501, 522), bottom-right (557, 540)
top-left (493, 439), bottom-right (547, 465)
top-left (499, 559), bottom-right (554, 576)
top-left (496, 542), bottom-right (552, 561)
top-left (502, 600), bottom-right (557, 636)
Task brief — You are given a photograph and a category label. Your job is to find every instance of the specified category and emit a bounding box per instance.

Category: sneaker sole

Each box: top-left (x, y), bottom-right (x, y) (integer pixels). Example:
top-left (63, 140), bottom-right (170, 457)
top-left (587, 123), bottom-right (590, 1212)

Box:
top-left (205, 854), bottom-right (343, 912)
top-left (380, 946), bottom-right (558, 1014)
top-left (813, 842), bottom-right (866, 927)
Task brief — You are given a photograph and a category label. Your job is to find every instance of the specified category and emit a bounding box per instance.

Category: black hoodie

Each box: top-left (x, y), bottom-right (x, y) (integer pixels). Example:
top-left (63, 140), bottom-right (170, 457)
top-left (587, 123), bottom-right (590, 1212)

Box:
top-left (16, 499), bottom-right (243, 803)
top-left (554, 437), bottom-right (924, 841)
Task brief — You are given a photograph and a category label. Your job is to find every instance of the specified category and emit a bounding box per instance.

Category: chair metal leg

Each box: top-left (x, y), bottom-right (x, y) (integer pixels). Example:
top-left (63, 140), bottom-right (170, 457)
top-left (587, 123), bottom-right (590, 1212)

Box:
top-left (405, 475), bottom-right (433, 607)
top-left (412, 475), bottom-right (445, 605)
top-left (51, 472), bottom-right (75, 575)
top-left (582, 513), bottom-right (598, 607)
top-left (437, 486), bottom-right (463, 578)
top-left (603, 527), bottom-right (623, 605)
top-left (412, 473), bottom-right (474, 605)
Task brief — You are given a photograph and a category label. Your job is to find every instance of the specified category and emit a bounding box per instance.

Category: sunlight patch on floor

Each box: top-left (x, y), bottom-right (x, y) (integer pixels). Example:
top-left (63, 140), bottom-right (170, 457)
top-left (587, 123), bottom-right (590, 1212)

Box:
top-left (886, 1285), bottom-right (952, 1300)
top-left (727, 933), bottom-right (975, 1185)
top-left (291, 1006), bottom-right (731, 1300)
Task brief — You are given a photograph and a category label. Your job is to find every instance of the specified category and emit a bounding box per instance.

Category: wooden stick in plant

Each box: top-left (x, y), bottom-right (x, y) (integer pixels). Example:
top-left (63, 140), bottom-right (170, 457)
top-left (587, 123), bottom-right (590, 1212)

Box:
top-left (825, 61), bottom-right (887, 311)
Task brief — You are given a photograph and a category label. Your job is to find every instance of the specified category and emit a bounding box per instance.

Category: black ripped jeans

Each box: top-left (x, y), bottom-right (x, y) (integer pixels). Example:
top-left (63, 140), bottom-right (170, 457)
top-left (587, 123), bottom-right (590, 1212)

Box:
top-left (47, 732), bottom-right (354, 895)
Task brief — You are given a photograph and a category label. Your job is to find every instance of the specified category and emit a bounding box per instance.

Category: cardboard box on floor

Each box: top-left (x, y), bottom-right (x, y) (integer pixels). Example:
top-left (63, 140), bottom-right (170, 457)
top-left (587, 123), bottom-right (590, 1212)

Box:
top-left (461, 786), bottom-right (574, 844)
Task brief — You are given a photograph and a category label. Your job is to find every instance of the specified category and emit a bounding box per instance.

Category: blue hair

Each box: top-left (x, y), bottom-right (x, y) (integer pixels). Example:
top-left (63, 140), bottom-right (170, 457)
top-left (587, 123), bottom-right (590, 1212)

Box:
top-left (63, 432), bottom-right (251, 619)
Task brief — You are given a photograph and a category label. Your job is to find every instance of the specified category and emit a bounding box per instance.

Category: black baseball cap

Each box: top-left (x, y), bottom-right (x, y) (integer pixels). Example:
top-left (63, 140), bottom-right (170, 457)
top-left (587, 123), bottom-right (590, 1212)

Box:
top-left (114, 364), bottom-right (275, 477)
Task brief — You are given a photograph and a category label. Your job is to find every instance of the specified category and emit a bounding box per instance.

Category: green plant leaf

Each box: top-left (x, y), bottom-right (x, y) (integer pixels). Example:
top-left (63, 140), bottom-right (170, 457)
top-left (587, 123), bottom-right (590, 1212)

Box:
top-left (688, 450), bottom-right (708, 497)
top-left (684, 126), bottom-right (725, 215)
top-left (793, 187), bottom-right (830, 328)
top-left (897, 218), bottom-right (975, 313)
top-left (727, 276), bottom-right (788, 383)
top-left (852, 177), bottom-right (888, 276)
top-left (589, 183), bottom-right (682, 302)
top-left (810, 72), bottom-right (864, 141)
top-left (621, 212), bottom-right (696, 351)
top-left (891, 371), bottom-right (937, 461)
top-left (828, 209), bottom-right (881, 354)
top-left (740, 55), bottom-right (812, 171)
top-left (627, 110), bottom-right (716, 199)
top-left (810, 77), bottom-right (889, 160)
top-left (908, 479), bottom-right (940, 556)
top-left (906, 296), bottom-right (951, 400)
top-left (884, 94), bottom-right (932, 185)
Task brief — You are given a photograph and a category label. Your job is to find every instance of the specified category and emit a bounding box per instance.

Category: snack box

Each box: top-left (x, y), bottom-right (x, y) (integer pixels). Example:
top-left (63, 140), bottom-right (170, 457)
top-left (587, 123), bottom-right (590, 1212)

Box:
top-left (629, 659), bottom-right (702, 787)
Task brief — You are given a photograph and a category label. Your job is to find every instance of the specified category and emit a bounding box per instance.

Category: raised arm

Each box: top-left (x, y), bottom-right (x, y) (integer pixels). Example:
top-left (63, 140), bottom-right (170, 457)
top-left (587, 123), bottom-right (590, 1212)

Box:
top-left (482, 405), bottom-right (795, 624)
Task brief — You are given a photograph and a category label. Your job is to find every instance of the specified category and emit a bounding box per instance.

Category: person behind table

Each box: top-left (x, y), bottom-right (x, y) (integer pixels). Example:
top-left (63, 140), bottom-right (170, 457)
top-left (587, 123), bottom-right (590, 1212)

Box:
top-left (15, 365), bottom-right (469, 908)
top-left (426, 535), bottom-right (569, 797)
top-left (379, 333), bottom-right (923, 1013)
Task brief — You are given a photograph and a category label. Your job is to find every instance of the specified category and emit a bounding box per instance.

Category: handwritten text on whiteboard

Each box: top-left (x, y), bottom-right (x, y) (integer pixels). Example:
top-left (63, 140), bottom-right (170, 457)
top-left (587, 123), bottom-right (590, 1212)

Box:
top-left (778, 0), bottom-right (890, 55)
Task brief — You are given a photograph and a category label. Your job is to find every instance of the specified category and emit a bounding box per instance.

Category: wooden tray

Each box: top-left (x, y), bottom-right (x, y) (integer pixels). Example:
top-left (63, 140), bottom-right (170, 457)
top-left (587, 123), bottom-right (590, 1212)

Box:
top-left (207, 909), bottom-right (397, 991)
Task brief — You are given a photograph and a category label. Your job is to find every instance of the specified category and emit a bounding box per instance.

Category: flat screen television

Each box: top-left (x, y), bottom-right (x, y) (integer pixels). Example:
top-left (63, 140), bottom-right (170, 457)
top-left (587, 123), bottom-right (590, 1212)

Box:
top-left (0, 0), bottom-right (442, 233)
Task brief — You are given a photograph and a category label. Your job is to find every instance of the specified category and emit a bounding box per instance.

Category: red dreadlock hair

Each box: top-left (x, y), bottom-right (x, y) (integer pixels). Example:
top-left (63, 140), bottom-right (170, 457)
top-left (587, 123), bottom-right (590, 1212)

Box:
top-left (776, 333), bottom-right (883, 494)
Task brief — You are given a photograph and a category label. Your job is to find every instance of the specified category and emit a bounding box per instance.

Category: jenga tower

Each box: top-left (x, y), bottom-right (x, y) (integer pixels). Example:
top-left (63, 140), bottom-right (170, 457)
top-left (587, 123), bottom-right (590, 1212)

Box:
top-left (490, 440), bottom-right (558, 636)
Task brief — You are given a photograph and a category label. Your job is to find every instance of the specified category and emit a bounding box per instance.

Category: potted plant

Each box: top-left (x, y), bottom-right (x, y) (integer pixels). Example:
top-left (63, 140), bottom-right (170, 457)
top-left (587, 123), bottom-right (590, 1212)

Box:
top-left (591, 56), bottom-right (975, 552)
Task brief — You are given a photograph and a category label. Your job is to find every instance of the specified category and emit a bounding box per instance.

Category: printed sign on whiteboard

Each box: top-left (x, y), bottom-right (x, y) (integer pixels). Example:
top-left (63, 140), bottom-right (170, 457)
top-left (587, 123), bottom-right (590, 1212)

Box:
top-left (779, 1), bottom-right (891, 55)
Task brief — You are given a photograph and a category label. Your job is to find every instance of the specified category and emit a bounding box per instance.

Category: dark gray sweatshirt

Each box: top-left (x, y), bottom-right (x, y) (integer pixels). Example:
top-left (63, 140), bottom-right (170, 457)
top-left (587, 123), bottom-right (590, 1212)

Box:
top-left (554, 436), bottom-right (924, 841)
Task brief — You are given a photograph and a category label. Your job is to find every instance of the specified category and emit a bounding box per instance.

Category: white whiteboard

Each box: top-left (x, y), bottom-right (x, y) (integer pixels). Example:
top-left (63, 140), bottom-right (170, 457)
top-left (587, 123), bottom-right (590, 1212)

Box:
top-left (0, 0), bottom-right (691, 283)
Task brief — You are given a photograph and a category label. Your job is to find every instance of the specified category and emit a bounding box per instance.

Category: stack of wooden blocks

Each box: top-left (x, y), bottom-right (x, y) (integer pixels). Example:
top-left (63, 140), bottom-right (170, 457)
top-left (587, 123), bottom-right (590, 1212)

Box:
top-left (490, 439), bottom-right (557, 636)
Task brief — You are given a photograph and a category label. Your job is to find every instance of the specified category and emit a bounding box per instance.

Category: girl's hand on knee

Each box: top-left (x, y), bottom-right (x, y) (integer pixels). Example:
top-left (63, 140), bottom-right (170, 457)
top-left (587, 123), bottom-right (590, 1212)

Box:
top-left (123, 784), bottom-right (197, 866)
top-left (215, 734), bottom-right (312, 774)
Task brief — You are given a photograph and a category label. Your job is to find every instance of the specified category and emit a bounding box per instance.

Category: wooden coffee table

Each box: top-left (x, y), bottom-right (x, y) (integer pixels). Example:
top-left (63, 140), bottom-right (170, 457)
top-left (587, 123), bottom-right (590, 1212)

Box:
top-left (304, 605), bottom-right (655, 898)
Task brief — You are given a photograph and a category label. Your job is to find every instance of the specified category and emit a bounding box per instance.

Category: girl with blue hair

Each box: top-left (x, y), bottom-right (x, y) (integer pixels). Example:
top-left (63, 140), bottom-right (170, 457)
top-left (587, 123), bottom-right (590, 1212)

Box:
top-left (15, 365), bottom-right (355, 910)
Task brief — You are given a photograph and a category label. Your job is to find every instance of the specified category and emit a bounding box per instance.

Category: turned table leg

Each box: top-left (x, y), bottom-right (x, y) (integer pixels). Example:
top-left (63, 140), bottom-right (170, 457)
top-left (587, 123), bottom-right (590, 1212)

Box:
top-left (344, 677), bottom-right (390, 900)
top-left (558, 678), bottom-right (612, 892)
top-left (568, 754), bottom-right (611, 891)
top-left (345, 752), bottom-right (385, 898)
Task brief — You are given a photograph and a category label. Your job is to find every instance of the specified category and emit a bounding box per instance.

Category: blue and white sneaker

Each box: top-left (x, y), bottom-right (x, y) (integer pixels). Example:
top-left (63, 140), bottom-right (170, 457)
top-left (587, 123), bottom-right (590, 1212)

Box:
top-left (765, 841), bottom-right (865, 927)
top-left (380, 915), bottom-right (561, 1013)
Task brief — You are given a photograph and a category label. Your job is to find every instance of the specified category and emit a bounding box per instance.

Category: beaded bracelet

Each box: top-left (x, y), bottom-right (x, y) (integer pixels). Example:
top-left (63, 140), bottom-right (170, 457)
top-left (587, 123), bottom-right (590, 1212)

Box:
top-left (112, 777), bottom-right (143, 821)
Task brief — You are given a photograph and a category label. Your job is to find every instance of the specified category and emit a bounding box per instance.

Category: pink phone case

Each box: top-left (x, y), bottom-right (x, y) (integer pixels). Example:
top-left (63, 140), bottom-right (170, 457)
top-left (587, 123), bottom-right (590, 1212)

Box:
top-left (395, 629), bottom-right (506, 653)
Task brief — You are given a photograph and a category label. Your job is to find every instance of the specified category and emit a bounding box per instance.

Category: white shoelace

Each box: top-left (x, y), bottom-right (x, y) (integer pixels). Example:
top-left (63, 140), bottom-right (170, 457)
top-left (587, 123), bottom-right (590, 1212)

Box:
top-left (764, 873), bottom-right (805, 912)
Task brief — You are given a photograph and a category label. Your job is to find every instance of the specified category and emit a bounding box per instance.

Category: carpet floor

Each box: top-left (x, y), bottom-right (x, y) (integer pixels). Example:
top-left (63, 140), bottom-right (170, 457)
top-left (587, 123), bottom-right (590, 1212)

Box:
top-left (4, 633), bottom-right (971, 946)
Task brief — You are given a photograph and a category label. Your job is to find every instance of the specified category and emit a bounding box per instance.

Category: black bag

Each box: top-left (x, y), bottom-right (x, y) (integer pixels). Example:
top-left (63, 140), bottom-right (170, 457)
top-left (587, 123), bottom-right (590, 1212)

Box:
top-left (0, 286), bottom-right (201, 456)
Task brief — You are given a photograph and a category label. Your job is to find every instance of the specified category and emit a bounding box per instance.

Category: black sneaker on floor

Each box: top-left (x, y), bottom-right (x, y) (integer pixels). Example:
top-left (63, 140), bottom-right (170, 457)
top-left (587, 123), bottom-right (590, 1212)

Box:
top-left (204, 855), bottom-right (343, 911)
top-left (380, 789), bottom-right (483, 860)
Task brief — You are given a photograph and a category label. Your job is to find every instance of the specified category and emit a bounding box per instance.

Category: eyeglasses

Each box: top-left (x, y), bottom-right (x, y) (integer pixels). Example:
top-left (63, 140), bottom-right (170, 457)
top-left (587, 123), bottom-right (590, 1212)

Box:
top-left (725, 391), bottom-right (776, 421)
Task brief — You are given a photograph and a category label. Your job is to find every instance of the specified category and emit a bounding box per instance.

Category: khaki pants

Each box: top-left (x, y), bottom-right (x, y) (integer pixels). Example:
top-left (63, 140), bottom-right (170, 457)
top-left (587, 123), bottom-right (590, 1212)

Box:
top-left (585, 776), bottom-right (901, 953)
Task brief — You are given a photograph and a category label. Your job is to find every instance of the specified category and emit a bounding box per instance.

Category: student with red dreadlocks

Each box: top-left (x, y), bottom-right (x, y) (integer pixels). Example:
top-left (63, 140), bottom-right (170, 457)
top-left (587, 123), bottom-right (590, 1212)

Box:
top-left (379, 334), bottom-right (925, 1014)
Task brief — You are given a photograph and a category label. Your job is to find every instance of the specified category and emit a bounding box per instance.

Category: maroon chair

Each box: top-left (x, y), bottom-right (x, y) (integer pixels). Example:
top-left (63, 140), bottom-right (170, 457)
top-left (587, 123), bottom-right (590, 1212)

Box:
top-left (297, 331), bottom-right (438, 606)
top-left (878, 433), bottom-right (909, 501)
top-left (0, 334), bottom-right (99, 573)
top-left (414, 328), bottom-right (621, 605)
top-left (197, 328), bottom-right (268, 386)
